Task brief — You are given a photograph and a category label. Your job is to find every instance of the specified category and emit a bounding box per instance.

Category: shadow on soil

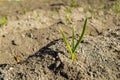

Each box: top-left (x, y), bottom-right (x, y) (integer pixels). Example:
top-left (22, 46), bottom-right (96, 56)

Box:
top-left (27, 39), bottom-right (66, 75)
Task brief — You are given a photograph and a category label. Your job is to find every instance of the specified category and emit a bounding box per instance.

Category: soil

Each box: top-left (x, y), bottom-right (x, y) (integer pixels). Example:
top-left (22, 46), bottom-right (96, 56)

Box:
top-left (0, 0), bottom-right (120, 80)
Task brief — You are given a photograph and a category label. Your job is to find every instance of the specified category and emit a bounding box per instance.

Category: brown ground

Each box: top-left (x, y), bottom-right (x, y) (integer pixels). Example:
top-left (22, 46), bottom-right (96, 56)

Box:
top-left (0, 0), bottom-right (120, 80)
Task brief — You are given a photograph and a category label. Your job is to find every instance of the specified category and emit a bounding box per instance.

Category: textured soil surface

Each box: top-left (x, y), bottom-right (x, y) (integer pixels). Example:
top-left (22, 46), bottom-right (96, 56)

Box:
top-left (0, 0), bottom-right (120, 80)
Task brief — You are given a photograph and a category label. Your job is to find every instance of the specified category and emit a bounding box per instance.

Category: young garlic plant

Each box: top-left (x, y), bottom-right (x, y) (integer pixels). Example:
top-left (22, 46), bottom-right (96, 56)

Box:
top-left (0, 15), bottom-right (7, 27)
top-left (60, 18), bottom-right (88, 61)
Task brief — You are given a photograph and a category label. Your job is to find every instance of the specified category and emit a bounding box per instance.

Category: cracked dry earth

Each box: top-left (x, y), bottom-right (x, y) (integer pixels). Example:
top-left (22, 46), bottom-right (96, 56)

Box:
top-left (0, 0), bottom-right (120, 80)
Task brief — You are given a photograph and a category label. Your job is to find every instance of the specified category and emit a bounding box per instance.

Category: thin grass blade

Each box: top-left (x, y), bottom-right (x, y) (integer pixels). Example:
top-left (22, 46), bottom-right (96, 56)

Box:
top-left (72, 25), bottom-right (75, 52)
top-left (60, 27), bottom-right (75, 61)
top-left (73, 18), bottom-right (88, 53)
top-left (1, 16), bottom-right (7, 27)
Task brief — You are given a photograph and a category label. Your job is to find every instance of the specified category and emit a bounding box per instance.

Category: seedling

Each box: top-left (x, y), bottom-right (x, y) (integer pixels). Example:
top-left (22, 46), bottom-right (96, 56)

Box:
top-left (0, 15), bottom-right (7, 27)
top-left (22, 7), bottom-right (27, 14)
top-left (35, 12), bottom-right (40, 20)
top-left (66, 8), bottom-right (71, 24)
top-left (60, 18), bottom-right (88, 61)
top-left (113, 0), bottom-right (120, 17)
top-left (70, 2), bottom-right (77, 8)
top-left (89, 31), bottom-right (93, 36)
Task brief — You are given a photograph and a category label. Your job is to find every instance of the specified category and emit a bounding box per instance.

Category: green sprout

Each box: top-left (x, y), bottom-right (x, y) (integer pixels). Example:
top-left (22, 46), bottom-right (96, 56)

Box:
top-left (60, 18), bottom-right (88, 61)
top-left (66, 8), bottom-right (71, 24)
top-left (113, 0), bottom-right (120, 17)
top-left (0, 15), bottom-right (7, 27)
top-left (35, 12), bottom-right (40, 20)
top-left (70, 2), bottom-right (77, 8)
top-left (22, 7), bottom-right (27, 14)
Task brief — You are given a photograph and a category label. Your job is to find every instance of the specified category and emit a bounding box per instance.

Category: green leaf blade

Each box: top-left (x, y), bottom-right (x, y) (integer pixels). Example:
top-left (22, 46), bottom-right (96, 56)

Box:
top-left (73, 18), bottom-right (88, 53)
top-left (60, 27), bottom-right (75, 61)
top-left (72, 26), bottom-right (75, 52)
top-left (1, 16), bottom-right (7, 27)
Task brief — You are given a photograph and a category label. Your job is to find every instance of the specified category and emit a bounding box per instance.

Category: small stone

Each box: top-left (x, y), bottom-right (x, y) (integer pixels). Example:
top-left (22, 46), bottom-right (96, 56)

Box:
top-left (9, 67), bottom-right (13, 70)
top-left (52, 57), bottom-right (55, 61)
top-left (56, 61), bottom-right (61, 68)
top-left (21, 34), bottom-right (25, 38)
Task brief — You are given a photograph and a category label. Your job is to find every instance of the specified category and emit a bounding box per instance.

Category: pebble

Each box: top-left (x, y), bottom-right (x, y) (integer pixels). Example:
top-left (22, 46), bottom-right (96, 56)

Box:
top-left (56, 61), bottom-right (61, 68)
